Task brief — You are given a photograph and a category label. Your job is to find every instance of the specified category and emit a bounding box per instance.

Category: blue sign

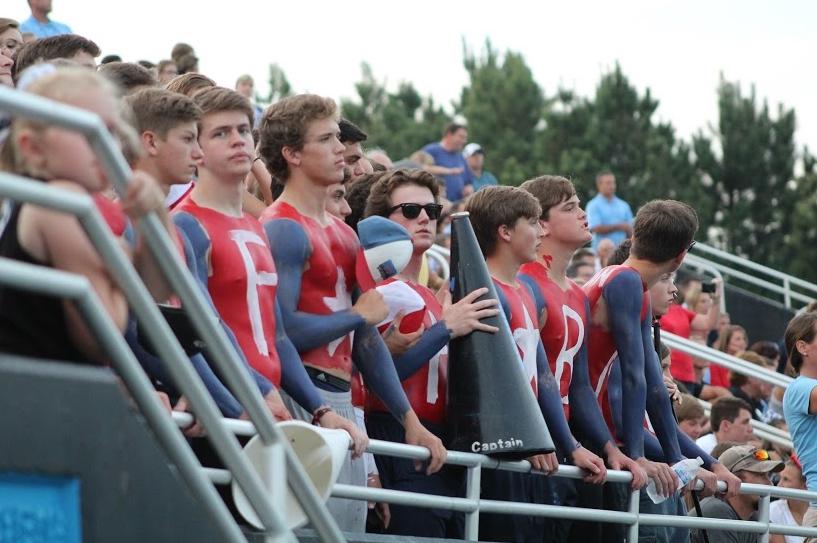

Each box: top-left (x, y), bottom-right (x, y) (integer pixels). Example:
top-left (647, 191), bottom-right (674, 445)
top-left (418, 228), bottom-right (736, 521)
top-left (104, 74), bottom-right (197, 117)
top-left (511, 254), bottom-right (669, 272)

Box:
top-left (0, 472), bottom-right (81, 543)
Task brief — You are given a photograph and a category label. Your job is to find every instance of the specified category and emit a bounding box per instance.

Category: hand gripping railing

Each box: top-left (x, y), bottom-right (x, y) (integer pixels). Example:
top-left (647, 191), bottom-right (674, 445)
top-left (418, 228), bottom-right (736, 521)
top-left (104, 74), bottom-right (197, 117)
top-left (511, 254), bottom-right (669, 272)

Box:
top-left (0, 86), bottom-right (345, 542)
top-left (174, 411), bottom-right (817, 543)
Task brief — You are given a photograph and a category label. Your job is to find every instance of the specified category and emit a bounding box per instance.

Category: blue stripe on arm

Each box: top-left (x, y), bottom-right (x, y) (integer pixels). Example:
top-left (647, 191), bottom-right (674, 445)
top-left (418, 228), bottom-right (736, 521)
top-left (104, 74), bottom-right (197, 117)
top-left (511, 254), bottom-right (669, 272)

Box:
top-left (643, 320), bottom-right (683, 464)
top-left (536, 339), bottom-right (579, 457)
top-left (274, 300), bottom-right (323, 413)
top-left (353, 323), bottom-right (411, 420)
top-left (604, 271), bottom-right (648, 459)
top-left (264, 218), bottom-right (366, 351)
top-left (392, 322), bottom-right (450, 380)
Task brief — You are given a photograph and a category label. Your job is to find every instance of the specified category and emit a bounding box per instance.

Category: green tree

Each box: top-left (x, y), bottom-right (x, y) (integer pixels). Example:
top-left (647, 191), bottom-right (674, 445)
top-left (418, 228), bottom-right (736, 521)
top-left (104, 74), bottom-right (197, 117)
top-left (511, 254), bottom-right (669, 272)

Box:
top-left (262, 63), bottom-right (292, 105)
top-left (341, 63), bottom-right (450, 161)
top-left (693, 77), bottom-right (796, 270)
top-left (538, 64), bottom-right (702, 214)
top-left (460, 40), bottom-right (545, 185)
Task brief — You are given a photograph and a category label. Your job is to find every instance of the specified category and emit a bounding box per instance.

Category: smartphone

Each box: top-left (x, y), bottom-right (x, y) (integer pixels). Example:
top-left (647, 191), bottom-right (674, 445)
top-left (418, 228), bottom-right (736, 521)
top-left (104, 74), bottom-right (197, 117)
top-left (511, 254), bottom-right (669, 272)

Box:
top-left (701, 282), bottom-right (717, 294)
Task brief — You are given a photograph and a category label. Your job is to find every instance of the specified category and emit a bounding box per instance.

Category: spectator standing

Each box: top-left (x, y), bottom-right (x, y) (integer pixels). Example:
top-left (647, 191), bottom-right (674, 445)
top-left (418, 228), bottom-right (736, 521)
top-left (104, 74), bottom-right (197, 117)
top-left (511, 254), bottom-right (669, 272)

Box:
top-left (463, 143), bottom-right (498, 191)
top-left (19, 0), bottom-right (72, 38)
top-left (422, 123), bottom-right (472, 202)
top-left (235, 74), bottom-right (264, 128)
top-left (585, 171), bottom-right (633, 250)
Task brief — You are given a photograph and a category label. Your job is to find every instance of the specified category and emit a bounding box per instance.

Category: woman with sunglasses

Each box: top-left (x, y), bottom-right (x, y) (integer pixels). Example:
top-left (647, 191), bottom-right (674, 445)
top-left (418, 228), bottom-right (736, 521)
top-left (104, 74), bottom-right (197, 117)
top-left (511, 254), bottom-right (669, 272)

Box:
top-left (361, 169), bottom-right (500, 538)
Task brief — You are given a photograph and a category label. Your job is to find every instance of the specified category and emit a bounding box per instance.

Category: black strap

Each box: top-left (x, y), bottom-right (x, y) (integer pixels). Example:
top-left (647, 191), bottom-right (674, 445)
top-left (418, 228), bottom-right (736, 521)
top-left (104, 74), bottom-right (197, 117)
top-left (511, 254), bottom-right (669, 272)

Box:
top-left (691, 490), bottom-right (710, 543)
top-left (653, 320), bottom-right (661, 354)
top-left (305, 366), bottom-right (351, 392)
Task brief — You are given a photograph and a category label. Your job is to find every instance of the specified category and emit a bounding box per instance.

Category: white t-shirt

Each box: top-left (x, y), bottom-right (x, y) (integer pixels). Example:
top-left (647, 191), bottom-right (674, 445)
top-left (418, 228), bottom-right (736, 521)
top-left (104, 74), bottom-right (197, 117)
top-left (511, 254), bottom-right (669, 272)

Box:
top-left (769, 499), bottom-right (805, 543)
top-left (695, 432), bottom-right (717, 455)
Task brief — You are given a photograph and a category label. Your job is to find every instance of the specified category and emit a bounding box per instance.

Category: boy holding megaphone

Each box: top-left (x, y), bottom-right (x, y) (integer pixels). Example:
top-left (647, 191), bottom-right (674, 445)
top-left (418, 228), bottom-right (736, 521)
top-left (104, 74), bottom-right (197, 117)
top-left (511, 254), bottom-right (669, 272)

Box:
top-left (465, 186), bottom-right (608, 543)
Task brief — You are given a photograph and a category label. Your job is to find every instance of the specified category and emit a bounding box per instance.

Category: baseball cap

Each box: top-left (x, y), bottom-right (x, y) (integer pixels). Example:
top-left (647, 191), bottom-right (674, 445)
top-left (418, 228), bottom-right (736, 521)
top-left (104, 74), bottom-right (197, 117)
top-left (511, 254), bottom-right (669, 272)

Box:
top-left (719, 445), bottom-right (784, 474)
top-left (463, 143), bottom-right (483, 158)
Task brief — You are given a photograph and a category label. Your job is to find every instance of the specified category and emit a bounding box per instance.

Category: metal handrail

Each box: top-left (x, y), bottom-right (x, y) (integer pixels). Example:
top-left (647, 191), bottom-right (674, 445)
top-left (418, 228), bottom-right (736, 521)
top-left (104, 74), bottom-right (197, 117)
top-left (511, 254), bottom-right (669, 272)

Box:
top-left (0, 86), bottom-right (344, 542)
top-left (663, 332), bottom-right (792, 389)
top-left (178, 411), bottom-right (817, 542)
top-left (0, 257), bottom-right (245, 542)
top-left (691, 242), bottom-right (817, 309)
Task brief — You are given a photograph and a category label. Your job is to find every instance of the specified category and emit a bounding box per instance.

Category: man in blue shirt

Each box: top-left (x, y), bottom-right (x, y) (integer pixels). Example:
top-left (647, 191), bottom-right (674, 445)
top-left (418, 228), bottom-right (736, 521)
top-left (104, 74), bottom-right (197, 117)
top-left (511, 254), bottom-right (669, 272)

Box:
top-left (422, 122), bottom-right (473, 202)
top-left (20, 0), bottom-right (72, 38)
top-left (463, 143), bottom-right (499, 191)
top-left (586, 170), bottom-right (633, 250)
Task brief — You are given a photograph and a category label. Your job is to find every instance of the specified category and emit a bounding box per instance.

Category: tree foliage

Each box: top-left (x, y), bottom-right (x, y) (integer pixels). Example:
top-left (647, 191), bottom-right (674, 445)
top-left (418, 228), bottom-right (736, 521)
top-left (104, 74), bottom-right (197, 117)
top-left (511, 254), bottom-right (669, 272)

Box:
top-left (267, 53), bottom-right (813, 281)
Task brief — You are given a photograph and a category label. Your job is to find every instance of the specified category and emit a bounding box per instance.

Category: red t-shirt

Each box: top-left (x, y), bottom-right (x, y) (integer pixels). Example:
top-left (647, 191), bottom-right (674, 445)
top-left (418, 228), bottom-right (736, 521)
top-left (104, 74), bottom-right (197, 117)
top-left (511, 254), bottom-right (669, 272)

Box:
top-left (659, 304), bottom-right (697, 382)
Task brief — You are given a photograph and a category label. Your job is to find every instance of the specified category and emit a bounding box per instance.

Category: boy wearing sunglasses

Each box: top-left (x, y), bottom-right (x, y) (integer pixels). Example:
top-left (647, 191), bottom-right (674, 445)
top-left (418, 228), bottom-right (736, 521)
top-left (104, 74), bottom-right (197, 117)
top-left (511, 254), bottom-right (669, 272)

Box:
top-left (360, 168), bottom-right (500, 537)
top-left (258, 94), bottom-right (447, 532)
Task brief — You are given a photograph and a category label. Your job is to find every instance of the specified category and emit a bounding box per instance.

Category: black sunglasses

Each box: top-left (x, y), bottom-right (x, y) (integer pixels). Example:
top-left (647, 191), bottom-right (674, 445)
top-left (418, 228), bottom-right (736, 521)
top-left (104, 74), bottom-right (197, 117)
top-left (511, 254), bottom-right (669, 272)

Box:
top-left (688, 240), bottom-right (697, 252)
top-left (388, 203), bottom-right (443, 220)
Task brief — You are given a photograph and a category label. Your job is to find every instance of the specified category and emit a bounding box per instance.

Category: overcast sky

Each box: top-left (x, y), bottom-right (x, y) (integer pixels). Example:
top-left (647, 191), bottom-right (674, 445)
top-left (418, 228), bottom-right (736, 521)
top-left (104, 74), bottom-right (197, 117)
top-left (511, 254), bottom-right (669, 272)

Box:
top-left (12, 1), bottom-right (816, 156)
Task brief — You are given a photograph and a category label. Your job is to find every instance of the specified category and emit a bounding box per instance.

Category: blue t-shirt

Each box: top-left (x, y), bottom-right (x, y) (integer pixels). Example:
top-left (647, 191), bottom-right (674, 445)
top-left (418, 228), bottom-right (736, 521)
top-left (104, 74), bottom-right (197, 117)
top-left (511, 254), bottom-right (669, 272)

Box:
top-left (422, 142), bottom-right (472, 202)
top-left (472, 170), bottom-right (499, 191)
top-left (586, 193), bottom-right (633, 249)
top-left (20, 16), bottom-right (72, 38)
top-left (783, 376), bottom-right (817, 499)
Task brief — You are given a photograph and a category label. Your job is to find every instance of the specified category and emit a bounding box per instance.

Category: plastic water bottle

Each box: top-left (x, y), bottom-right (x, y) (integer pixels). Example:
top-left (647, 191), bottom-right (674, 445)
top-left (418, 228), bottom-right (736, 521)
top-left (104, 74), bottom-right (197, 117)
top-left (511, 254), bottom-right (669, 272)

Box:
top-left (645, 457), bottom-right (704, 504)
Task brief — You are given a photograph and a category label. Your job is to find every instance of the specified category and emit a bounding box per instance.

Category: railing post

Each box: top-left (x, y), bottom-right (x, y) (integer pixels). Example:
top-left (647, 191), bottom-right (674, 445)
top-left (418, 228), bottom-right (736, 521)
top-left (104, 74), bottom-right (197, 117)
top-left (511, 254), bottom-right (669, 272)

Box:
top-left (464, 464), bottom-right (482, 541)
top-left (626, 489), bottom-right (640, 543)
top-left (758, 493), bottom-right (771, 543)
top-left (783, 277), bottom-right (792, 308)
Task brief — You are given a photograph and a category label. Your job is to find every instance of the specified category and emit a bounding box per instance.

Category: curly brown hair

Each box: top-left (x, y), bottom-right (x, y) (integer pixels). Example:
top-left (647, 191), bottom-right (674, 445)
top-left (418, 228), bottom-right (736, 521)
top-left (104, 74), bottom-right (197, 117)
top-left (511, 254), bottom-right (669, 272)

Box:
top-left (364, 169), bottom-right (440, 220)
top-left (257, 94), bottom-right (337, 182)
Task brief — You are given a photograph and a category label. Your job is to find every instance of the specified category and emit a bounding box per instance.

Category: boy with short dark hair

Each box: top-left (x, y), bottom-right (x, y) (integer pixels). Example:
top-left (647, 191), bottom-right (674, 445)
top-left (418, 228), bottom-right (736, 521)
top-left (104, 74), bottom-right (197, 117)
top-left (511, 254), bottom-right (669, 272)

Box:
top-left (465, 185), bottom-right (607, 543)
top-left (583, 200), bottom-right (741, 503)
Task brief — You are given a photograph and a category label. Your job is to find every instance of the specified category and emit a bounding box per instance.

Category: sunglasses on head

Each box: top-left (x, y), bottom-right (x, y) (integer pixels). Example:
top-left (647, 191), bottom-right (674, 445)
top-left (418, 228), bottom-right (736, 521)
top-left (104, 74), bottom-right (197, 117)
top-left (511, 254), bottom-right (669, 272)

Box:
top-left (736, 449), bottom-right (771, 466)
top-left (388, 202), bottom-right (443, 220)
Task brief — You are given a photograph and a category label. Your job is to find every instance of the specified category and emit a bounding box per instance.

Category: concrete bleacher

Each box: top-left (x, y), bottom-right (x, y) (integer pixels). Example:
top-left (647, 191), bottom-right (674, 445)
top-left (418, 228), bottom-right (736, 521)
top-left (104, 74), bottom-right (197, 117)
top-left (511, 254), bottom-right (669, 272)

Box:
top-left (0, 355), bottom-right (227, 543)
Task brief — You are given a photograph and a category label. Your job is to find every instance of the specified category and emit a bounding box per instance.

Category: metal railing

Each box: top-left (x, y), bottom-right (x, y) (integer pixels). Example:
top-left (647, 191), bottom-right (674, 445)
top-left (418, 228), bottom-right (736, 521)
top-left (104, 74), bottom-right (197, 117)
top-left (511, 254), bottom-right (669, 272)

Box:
top-left (0, 86), bottom-right (344, 543)
top-left (173, 411), bottom-right (817, 543)
top-left (690, 242), bottom-right (817, 309)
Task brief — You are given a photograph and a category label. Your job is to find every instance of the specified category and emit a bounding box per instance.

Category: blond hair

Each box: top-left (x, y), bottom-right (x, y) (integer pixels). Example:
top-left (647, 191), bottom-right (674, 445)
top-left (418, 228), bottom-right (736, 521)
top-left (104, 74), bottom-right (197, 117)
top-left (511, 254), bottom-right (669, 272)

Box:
top-left (1, 67), bottom-right (139, 173)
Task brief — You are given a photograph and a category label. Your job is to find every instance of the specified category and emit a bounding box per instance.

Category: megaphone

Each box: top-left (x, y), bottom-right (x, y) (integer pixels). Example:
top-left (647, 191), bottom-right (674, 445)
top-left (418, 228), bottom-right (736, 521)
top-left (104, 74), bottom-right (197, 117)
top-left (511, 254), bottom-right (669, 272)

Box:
top-left (355, 216), bottom-right (413, 292)
top-left (446, 212), bottom-right (555, 459)
top-left (232, 420), bottom-right (351, 530)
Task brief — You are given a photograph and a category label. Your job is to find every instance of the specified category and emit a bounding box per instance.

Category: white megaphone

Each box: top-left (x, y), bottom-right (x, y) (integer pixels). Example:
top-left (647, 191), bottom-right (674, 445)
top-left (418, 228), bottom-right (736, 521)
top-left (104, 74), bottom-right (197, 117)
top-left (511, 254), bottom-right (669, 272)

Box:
top-left (232, 420), bottom-right (351, 529)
